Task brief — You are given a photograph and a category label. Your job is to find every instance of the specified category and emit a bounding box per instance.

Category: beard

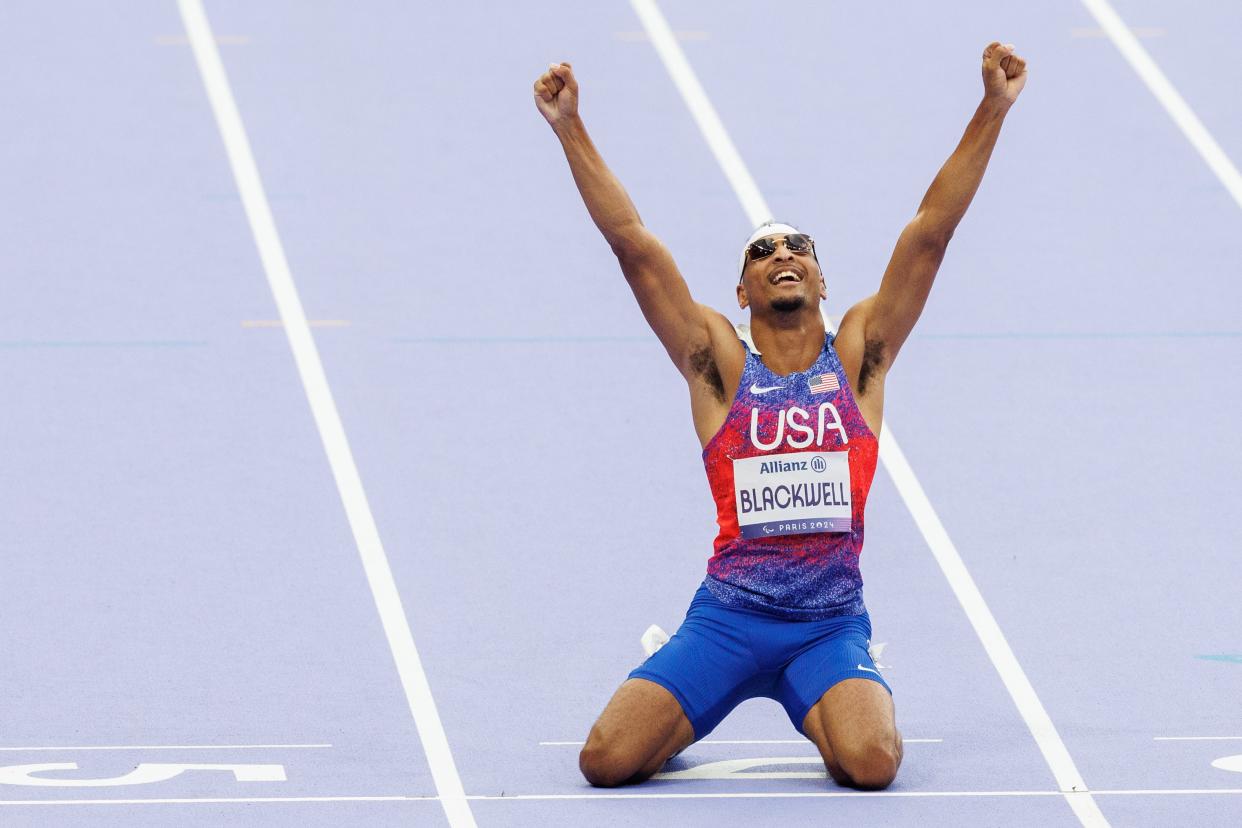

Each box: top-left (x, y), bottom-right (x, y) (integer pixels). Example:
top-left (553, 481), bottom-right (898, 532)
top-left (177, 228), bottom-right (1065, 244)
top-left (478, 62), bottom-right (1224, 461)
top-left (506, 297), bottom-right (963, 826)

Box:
top-left (770, 294), bottom-right (807, 313)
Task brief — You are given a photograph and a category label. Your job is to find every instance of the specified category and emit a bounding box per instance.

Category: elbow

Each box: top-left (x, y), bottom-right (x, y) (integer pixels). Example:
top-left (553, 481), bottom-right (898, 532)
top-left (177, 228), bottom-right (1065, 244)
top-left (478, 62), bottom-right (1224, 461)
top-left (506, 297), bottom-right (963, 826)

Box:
top-left (609, 227), bottom-right (658, 266)
top-left (910, 213), bottom-right (954, 252)
top-left (930, 227), bottom-right (954, 252)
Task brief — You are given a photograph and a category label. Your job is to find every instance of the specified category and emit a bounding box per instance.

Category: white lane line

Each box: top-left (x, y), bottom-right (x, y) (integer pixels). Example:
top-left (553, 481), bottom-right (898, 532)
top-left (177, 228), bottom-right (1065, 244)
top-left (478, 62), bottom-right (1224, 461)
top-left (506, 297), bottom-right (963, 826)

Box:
top-left (242, 319), bottom-right (351, 328)
top-left (614, 30), bottom-right (710, 42)
top-left (176, 3), bottom-right (475, 827)
top-left (1155, 736), bottom-right (1242, 741)
top-left (876, 437), bottom-right (1105, 818)
top-left (539, 739), bottom-right (942, 745)
top-left (469, 789), bottom-right (1242, 800)
top-left (630, 1), bottom-right (1105, 825)
top-left (1089, 789), bottom-right (1242, 796)
top-left (628, 0), bottom-right (768, 225)
top-left (1069, 26), bottom-right (1164, 39)
top-left (155, 33), bottom-right (251, 46)
top-left (0, 744), bottom-right (330, 752)
top-left (476, 789), bottom-right (1242, 800)
top-left (1081, 0), bottom-right (1242, 211)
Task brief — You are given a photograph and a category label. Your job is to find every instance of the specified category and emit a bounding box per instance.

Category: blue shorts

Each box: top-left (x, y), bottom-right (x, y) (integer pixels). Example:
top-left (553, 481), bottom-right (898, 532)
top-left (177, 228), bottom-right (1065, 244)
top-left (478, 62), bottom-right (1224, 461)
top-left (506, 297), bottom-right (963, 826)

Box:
top-left (629, 582), bottom-right (890, 740)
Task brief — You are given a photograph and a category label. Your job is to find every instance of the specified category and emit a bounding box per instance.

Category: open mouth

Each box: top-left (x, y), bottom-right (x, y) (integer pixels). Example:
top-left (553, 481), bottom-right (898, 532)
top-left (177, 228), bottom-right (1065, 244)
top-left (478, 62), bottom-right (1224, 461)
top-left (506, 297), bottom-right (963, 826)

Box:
top-left (770, 268), bottom-right (803, 285)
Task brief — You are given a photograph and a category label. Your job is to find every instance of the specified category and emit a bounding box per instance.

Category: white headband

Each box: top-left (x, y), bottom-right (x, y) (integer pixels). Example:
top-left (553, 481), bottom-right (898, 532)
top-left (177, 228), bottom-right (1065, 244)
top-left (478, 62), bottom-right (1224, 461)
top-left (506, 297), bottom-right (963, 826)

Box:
top-left (738, 221), bottom-right (805, 278)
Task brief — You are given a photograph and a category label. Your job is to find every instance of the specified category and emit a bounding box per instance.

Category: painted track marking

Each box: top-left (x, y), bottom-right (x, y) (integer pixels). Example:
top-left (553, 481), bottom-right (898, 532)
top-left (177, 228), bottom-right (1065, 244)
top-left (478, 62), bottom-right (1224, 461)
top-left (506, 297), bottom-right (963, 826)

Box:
top-left (0, 745), bottom-right (330, 752)
top-left (629, 0), bottom-right (1106, 824)
top-left (0, 762), bottom-right (286, 787)
top-left (2, 789), bottom-right (1242, 804)
top-left (539, 739), bottom-right (943, 746)
top-left (1081, 0), bottom-right (1242, 212)
top-left (5, 788), bottom-right (1242, 806)
top-left (242, 319), bottom-right (351, 328)
top-left (176, 1), bottom-right (474, 825)
top-left (466, 789), bottom-right (1242, 800)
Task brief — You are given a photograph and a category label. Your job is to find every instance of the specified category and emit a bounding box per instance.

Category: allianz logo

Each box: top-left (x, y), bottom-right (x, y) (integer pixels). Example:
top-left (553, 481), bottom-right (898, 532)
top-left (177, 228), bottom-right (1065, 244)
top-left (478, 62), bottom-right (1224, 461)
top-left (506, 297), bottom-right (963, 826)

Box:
top-left (758, 455), bottom-right (829, 475)
top-left (749, 403), bottom-right (849, 452)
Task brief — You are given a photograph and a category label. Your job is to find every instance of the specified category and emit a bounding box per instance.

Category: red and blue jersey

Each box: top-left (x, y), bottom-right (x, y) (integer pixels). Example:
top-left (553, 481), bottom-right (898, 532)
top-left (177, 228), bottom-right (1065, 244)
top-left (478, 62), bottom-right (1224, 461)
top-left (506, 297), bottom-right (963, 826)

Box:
top-left (702, 329), bottom-right (879, 619)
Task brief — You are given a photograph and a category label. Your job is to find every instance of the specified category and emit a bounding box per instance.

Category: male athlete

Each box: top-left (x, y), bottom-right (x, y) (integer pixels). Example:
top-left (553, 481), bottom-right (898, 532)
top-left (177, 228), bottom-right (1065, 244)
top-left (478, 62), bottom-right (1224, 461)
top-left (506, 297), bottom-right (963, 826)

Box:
top-left (534, 42), bottom-right (1027, 790)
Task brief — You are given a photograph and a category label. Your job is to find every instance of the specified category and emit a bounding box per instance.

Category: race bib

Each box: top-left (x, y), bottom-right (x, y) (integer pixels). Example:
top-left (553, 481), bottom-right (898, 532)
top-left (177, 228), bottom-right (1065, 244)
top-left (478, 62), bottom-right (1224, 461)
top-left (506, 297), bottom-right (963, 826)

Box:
top-left (733, 450), bottom-right (851, 539)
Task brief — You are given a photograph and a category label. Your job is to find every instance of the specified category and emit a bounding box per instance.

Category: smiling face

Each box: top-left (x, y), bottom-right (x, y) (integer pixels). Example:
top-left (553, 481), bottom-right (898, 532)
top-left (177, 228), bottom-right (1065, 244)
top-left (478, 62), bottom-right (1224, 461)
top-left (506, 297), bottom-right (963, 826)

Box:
top-left (736, 234), bottom-right (827, 314)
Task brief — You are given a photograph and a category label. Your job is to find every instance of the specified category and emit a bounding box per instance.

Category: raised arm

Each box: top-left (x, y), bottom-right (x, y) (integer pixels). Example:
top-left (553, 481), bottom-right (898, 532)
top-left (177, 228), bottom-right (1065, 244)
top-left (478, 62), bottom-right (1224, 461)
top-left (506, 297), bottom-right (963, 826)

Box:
top-left (533, 62), bottom-right (715, 380)
top-left (846, 42), bottom-right (1028, 377)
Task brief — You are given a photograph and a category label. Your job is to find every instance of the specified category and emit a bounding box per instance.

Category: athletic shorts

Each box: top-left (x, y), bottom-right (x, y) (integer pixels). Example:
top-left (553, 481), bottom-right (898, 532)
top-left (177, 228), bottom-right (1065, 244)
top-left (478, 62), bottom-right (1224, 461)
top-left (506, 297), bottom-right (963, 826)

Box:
top-left (628, 581), bottom-right (890, 740)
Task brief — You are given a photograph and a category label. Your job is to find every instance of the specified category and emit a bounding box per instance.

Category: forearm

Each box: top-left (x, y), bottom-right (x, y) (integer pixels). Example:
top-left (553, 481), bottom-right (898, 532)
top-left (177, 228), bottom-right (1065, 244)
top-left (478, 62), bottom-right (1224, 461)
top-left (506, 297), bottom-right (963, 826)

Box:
top-left (916, 98), bottom-right (1010, 242)
top-left (553, 116), bottom-right (646, 254)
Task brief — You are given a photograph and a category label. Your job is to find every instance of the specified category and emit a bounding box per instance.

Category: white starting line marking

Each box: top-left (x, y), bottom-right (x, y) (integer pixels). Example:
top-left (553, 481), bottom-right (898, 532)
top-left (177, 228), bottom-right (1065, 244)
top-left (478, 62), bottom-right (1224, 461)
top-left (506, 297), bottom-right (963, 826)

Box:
top-left (5, 788), bottom-right (1242, 805)
top-left (539, 739), bottom-right (943, 746)
top-left (0, 744), bottom-right (330, 752)
top-left (470, 789), bottom-right (1242, 800)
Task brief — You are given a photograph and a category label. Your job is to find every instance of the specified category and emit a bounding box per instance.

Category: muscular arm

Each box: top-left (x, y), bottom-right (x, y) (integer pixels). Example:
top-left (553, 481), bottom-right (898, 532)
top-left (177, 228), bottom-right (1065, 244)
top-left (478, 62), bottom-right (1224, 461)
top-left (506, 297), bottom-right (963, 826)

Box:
top-left (534, 63), bottom-right (714, 380)
top-left (844, 42), bottom-right (1028, 384)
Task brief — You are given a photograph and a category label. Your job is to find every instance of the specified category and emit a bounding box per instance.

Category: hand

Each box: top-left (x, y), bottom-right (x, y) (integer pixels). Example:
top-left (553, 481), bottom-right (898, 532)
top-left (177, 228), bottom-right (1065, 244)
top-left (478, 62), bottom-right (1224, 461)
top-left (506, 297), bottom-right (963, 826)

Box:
top-left (981, 42), bottom-right (1027, 106)
top-left (533, 62), bottom-right (578, 127)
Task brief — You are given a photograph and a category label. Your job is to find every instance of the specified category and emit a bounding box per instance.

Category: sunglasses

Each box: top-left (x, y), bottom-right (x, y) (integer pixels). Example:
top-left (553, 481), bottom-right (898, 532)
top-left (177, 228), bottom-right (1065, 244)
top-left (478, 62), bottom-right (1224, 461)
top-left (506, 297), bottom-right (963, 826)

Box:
top-left (745, 233), bottom-right (816, 265)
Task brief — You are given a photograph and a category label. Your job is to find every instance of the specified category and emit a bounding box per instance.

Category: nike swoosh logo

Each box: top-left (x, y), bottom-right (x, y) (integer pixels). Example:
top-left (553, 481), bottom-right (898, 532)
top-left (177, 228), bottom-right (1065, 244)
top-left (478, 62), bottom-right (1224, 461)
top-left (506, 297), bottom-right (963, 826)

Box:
top-left (749, 383), bottom-right (784, 395)
top-left (856, 664), bottom-right (881, 676)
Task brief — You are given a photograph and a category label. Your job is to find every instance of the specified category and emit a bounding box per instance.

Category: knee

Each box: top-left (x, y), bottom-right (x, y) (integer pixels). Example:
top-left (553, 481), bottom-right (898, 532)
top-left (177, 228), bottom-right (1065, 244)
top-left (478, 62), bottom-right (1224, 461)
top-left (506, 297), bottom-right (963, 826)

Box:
top-left (836, 740), bottom-right (900, 790)
top-left (578, 734), bottom-right (639, 788)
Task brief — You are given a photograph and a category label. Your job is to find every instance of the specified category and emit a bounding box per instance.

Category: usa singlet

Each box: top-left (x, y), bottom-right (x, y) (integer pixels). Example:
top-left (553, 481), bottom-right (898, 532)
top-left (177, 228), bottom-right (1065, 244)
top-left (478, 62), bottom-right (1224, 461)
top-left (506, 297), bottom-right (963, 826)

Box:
top-left (702, 326), bottom-right (879, 619)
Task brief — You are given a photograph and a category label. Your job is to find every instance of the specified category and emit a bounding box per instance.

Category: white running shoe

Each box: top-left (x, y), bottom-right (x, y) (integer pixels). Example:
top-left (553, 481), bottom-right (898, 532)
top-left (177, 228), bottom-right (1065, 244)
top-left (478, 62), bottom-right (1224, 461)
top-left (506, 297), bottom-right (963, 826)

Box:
top-left (641, 624), bottom-right (670, 657)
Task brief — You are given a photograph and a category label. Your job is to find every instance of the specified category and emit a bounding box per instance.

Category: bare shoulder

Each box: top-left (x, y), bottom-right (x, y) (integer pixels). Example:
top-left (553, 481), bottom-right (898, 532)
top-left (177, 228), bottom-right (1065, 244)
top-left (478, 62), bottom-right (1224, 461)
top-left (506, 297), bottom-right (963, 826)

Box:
top-left (835, 295), bottom-right (888, 399)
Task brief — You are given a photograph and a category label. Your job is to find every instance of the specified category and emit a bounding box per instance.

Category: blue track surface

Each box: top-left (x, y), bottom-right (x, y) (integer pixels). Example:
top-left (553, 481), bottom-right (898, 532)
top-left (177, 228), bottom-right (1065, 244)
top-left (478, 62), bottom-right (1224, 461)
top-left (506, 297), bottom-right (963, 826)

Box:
top-left (2, 1), bottom-right (1240, 826)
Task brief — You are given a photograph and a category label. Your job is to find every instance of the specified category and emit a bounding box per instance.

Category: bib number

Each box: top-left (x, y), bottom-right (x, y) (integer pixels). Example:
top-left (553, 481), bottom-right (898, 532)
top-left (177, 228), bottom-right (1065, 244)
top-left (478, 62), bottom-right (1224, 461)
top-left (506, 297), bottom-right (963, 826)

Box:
top-left (733, 450), bottom-right (851, 539)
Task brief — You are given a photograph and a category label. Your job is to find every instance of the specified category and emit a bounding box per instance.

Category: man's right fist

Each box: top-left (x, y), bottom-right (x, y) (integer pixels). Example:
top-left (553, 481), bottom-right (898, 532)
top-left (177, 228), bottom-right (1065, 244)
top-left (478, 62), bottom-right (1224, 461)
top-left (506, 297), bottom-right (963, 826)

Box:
top-left (534, 62), bottom-right (578, 127)
top-left (981, 42), bottom-right (1027, 106)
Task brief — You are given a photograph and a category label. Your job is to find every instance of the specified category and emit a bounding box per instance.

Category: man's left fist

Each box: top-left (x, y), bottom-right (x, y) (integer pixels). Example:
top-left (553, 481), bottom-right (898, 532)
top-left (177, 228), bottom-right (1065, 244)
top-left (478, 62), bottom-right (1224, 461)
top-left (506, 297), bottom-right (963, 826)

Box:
top-left (982, 42), bottom-right (1027, 105)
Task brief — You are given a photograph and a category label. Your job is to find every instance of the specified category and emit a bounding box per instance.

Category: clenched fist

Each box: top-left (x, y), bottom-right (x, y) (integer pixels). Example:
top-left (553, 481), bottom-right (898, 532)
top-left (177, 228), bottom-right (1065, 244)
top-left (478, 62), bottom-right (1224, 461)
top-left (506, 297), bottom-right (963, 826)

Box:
top-left (982, 42), bottom-right (1027, 105)
top-left (534, 62), bottom-right (578, 127)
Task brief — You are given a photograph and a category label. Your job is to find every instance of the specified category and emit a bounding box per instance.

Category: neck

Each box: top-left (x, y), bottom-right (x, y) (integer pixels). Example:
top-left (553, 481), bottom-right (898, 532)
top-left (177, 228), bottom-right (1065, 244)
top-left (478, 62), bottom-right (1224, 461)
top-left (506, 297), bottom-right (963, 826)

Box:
top-left (748, 305), bottom-right (826, 375)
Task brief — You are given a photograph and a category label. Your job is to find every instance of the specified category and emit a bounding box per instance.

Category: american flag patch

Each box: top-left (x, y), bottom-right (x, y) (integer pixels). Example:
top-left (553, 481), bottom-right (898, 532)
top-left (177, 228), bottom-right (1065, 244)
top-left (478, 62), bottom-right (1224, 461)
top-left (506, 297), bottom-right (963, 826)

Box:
top-left (808, 372), bottom-right (840, 394)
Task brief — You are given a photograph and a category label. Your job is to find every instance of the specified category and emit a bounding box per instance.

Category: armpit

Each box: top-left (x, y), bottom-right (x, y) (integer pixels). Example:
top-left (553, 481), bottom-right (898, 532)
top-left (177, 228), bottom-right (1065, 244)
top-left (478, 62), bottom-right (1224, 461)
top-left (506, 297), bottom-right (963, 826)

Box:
top-left (688, 346), bottom-right (726, 402)
top-left (858, 338), bottom-right (887, 396)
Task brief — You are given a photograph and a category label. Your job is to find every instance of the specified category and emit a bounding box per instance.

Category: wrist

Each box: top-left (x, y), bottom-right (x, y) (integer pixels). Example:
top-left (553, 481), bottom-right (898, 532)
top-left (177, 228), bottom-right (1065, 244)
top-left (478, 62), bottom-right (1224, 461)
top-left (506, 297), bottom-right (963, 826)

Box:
top-left (979, 96), bottom-right (1012, 118)
top-left (552, 114), bottom-right (586, 141)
